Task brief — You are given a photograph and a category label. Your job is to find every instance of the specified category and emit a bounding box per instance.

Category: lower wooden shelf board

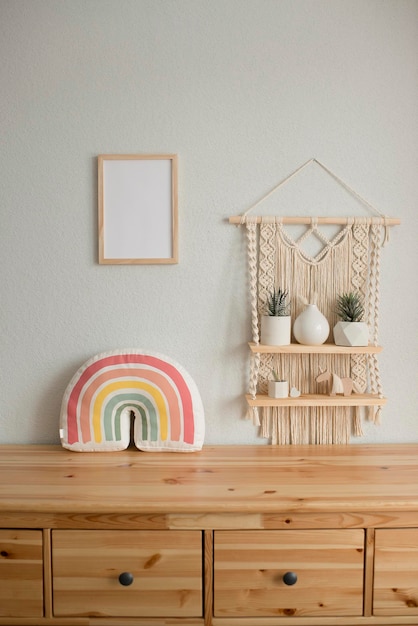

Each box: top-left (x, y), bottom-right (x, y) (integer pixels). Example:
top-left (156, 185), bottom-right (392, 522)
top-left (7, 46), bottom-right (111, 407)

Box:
top-left (245, 393), bottom-right (387, 408)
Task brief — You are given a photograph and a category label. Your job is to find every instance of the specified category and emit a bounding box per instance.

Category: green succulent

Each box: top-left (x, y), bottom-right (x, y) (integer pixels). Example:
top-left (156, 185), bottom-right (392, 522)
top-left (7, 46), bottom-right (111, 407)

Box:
top-left (271, 369), bottom-right (285, 382)
top-left (335, 291), bottom-right (365, 322)
top-left (266, 288), bottom-right (290, 317)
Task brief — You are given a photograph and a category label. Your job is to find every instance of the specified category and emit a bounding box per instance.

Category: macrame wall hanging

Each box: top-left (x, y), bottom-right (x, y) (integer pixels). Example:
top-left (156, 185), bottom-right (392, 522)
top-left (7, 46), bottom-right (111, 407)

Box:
top-left (229, 159), bottom-right (400, 445)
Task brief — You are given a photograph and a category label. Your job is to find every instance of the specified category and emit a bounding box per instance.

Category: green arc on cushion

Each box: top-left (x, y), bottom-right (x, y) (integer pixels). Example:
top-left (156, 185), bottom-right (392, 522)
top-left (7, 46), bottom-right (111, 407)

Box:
top-left (104, 395), bottom-right (158, 442)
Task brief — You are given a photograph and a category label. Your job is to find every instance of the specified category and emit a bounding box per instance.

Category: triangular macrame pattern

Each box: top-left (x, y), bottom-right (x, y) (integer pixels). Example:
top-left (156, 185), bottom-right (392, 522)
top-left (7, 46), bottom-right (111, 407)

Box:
top-left (245, 216), bottom-right (384, 444)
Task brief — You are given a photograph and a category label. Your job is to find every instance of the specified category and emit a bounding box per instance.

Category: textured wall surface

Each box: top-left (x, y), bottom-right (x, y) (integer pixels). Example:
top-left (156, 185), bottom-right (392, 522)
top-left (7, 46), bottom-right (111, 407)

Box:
top-left (1, 0), bottom-right (417, 445)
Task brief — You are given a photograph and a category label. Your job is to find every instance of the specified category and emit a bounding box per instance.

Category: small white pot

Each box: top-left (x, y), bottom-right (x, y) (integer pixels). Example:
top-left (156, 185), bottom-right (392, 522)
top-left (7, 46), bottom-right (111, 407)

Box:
top-left (260, 315), bottom-right (291, 346)
top-left (333, 321), bottom-right (369, 346)
top-left (268, 380), bottom-right (289, 399)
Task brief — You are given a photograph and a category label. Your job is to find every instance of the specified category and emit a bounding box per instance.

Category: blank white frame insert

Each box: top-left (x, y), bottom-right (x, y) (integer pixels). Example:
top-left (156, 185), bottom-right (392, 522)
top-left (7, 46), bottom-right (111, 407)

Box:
top-left (98, 154), bottom-right (178, 264)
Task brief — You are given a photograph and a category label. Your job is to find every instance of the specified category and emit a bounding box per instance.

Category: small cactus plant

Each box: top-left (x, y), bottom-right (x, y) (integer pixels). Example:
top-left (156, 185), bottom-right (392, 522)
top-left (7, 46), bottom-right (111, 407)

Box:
top-left (335, 292), bottom-right (365, 323)
top-left (266, 288), bottom-right (290, 317)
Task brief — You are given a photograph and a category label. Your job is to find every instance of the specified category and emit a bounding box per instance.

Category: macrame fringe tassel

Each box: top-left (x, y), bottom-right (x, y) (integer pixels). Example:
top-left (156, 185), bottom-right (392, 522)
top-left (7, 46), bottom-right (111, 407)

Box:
top-left (353, 407), bottom-right (364, 437)
top-left (259, 407), bottom-right (354, 444)
top-left (261, 408), bottom-right (270, 438)
top-left (246, 406), bottom-right (260, 426)
top-left (277, 411), bottom-right (291, 445)
top-left (367, 405), bottom-right (381, 425)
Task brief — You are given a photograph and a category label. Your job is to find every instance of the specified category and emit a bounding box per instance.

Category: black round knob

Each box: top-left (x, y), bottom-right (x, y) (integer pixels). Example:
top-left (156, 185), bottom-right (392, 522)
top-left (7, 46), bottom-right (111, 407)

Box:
top-left (118, 571), bottom-right (134, 586)
top-left (283, 571), bottom-right (298, 586)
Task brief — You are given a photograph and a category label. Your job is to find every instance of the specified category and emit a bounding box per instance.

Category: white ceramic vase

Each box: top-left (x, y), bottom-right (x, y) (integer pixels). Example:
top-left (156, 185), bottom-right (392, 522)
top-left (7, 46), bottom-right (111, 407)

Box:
top-left (268, 380), bottom-right (289, 399)
top-left (293, 304), bottom-right (330, 346)
top-left (260, 315), bottom-right (291, 346)
top-left (333, 321), bottom-right (369, 346)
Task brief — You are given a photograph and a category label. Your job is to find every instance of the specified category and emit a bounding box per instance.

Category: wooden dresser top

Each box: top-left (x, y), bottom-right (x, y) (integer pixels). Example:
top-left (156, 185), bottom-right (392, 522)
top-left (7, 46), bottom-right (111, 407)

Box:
top-left (1, 444), bottom-right (418, 515)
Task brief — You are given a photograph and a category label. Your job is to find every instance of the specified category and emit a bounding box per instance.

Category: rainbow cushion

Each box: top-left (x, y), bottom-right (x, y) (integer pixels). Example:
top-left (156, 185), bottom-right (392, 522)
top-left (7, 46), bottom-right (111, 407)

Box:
top-left (59, 349), bottom-right (205, 452)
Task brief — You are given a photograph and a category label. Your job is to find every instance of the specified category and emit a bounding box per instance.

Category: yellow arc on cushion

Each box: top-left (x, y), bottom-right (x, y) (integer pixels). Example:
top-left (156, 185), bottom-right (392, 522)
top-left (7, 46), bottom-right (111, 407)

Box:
top-left (93, 380), bottom-right (168, 443)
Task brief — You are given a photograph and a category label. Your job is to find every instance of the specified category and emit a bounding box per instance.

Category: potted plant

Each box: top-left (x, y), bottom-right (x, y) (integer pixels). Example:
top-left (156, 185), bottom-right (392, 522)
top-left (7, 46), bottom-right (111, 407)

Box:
top-left (268, 370), bottom-right (289, 398)
top-left (260, 288), bottom-right (291, 346)
top-left (333, 291), bottom-right (369, 346)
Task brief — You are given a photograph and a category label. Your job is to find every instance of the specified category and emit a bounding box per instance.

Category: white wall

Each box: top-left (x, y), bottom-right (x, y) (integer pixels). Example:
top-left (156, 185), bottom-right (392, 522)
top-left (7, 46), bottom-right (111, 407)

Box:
top-left (1, 0), bottom-right (417, 445)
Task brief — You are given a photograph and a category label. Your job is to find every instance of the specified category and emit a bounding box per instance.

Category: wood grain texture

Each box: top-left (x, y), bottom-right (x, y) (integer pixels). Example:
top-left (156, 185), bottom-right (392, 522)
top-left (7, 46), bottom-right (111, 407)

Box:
top-left (43, 529), bottom-right (53, 618)
top-left (1, 444), bottom-right (418, 516)
top-left (212, 618), bottom-right (418, 625)
top-left (363, 528), bottom-right (375, 617)
top-left (0, 530), bottom-right (43, 617)
top-left (204, 531), bottom-right (214, 626)
top-left (374, 529), bottom-right (418, 616)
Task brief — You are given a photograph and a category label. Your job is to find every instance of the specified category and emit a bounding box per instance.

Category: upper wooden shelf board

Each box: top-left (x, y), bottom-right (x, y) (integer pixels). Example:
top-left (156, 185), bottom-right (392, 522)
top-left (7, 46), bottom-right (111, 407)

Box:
top-left (1, 445), bottom-right (418, 516)
top-left (249, 342), bottom-right (383, 354)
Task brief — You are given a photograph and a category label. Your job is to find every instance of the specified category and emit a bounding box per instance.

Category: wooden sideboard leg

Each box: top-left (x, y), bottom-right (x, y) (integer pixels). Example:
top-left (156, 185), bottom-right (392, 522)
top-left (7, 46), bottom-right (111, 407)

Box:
top-left (364, 527), bottom-right (375, 617)
top-left (204, 530), bottom-right (214, 626)
top-left (43, 529), bottom-right (53, 619)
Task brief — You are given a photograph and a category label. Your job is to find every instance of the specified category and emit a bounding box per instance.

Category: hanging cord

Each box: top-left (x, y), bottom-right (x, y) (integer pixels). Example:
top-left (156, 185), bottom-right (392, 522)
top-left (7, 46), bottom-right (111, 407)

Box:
top-left (232, 158), bottom-right (398, 242)
top-left (241, 159), bottom-right (318, 218)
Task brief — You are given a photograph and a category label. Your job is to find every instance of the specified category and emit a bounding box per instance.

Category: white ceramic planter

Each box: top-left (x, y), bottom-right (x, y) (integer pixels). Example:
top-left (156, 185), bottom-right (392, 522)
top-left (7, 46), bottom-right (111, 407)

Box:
top-left (260, 315), bottom-right (291, 346)
top-left (333, 321), bottom-right (369, 346)
top-left (293, 304), bottom-right (329, 345)
top-left (268, 380), bottom-right (289, 399)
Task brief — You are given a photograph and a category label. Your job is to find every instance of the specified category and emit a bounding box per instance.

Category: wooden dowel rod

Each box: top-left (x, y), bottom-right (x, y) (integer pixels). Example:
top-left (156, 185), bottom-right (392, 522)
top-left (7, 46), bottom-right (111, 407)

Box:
top-left (228, 215), bottom-right (401, 225)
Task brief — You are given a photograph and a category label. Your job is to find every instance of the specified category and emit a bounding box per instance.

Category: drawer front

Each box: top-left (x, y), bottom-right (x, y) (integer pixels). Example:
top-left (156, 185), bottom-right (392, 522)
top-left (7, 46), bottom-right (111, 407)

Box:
top-left (374, 529), bottom-right (418, 616)
top-left (0, 529), bottom-right (43, 617)
top-left (52, 530), bottom-right (202, 617)
top-left (214, 529), bottom-right (364, 617)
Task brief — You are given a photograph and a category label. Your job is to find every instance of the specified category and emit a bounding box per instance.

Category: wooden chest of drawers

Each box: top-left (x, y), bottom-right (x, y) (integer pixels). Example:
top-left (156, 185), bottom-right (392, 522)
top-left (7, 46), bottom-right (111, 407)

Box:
top-left (1, 444), bottom-right (418, 625)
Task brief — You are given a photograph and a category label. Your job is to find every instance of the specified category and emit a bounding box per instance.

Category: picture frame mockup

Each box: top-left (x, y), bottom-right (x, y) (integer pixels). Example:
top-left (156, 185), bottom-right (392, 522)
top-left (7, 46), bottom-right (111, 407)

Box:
top-left (98, 154), bottom-right (178, 264)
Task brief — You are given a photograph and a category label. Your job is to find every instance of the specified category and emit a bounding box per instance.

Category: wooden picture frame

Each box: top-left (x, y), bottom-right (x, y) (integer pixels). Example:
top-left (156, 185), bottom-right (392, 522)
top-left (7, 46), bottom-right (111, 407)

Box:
top-left (98, 154), bottom-right (178, 264)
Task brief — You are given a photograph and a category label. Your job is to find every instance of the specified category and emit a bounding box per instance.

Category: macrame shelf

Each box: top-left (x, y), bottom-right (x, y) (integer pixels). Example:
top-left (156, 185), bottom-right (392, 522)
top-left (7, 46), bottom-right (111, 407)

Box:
top-left (229, 159), bottom-right (400, 445)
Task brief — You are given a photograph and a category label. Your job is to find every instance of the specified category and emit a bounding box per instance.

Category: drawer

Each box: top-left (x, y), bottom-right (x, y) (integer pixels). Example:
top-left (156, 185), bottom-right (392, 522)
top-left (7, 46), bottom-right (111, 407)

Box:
top-left (214, 529), bottom-right (364, 617)
top-left (52, 530), bottom-right (202, 617)
top-left (0, 529), bottom-right (43, 618)
top-left (374, 528), bottom-right (418, 615)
